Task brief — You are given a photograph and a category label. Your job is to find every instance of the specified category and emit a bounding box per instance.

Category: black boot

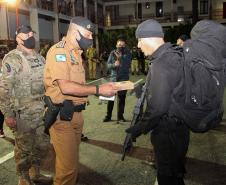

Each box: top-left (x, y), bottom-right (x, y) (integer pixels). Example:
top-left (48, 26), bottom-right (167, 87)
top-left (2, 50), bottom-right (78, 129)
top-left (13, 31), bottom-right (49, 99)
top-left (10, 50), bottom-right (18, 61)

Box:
top-left (103, 116), bottom-right (111, 122)
top-left (118, 115), bottom-right (126, 122)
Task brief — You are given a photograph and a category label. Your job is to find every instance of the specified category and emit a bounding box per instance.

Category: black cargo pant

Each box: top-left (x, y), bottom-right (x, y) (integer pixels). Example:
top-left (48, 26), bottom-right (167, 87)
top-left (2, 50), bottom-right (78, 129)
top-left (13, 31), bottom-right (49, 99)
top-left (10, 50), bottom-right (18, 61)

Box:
top-left (151, 116), bottom-right (190, 185)
top-left (106, 90), bottom-right (127, 119)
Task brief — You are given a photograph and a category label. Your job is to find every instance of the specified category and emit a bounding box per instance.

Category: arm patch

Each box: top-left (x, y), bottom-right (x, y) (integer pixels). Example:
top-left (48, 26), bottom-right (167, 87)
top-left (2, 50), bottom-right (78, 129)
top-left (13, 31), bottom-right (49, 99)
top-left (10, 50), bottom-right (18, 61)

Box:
top-left (55, 54), bottom-right (66, 62)
top-left (5, 63), bottom-right (11, 73)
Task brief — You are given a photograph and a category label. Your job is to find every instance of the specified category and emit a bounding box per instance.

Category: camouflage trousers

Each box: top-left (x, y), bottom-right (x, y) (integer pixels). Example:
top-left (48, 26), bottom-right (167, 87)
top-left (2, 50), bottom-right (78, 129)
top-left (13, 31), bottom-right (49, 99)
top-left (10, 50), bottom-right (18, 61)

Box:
top-left (131, 59), bottom-right (139, 74)
top-left (88, 59), bottom-right (97, 79)
top-left (14, 103), bottom-right (50, 176)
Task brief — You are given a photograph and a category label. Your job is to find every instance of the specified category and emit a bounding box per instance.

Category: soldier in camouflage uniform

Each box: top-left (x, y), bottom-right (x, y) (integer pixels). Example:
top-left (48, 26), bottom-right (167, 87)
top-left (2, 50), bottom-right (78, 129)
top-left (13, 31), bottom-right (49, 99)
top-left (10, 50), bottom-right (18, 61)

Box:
top-left (0, 25), bottom-right (52, 185)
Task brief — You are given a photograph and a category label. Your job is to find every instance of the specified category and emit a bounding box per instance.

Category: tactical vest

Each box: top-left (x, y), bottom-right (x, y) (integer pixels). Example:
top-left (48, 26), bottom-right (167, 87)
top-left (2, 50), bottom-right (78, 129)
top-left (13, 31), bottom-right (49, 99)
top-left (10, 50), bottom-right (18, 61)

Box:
top-left (3, 49), bottom-right (45, 105)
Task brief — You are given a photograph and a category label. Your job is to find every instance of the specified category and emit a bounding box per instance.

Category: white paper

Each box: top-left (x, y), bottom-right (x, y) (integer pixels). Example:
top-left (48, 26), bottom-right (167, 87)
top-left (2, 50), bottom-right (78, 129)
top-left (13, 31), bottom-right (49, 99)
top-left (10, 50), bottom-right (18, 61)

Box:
top-left (99, 95), bottom-right (115, 101)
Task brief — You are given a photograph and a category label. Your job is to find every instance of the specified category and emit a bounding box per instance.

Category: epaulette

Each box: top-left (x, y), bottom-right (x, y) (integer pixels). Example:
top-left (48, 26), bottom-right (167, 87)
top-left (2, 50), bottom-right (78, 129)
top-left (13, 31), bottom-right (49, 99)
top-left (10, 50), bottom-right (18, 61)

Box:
top-left (56, 40), bottom-right (66, 48)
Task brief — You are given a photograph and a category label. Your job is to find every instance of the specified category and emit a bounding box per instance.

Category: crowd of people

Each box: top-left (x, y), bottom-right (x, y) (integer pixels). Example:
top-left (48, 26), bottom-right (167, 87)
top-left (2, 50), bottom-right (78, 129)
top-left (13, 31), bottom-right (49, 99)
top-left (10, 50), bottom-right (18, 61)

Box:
top-left (0, 15), bottom-right (225, 185)
top-left (83, 44), bottom-right (148, 80)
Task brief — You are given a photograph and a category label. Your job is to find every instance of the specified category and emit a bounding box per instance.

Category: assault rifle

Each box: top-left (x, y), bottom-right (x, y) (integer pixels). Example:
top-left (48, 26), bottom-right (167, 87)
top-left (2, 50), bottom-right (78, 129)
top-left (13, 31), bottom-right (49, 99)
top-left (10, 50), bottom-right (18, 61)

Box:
top-left (121, 83), bottom-right (147, 161)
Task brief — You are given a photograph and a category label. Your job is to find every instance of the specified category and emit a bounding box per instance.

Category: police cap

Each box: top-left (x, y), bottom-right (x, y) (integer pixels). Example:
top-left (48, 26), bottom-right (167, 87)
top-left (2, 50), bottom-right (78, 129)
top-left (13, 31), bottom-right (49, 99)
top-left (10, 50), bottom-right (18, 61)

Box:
top-left (15, 25), bottom-right (35, 36)
top-left (70, 16), bottom-right (95, 33)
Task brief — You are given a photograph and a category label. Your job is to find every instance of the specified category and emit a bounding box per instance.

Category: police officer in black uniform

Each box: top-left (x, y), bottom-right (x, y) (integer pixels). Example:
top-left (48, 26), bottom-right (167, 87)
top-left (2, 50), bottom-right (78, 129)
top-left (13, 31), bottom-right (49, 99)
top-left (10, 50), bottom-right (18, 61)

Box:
top-left (126, 19), bottom-right (190, 185)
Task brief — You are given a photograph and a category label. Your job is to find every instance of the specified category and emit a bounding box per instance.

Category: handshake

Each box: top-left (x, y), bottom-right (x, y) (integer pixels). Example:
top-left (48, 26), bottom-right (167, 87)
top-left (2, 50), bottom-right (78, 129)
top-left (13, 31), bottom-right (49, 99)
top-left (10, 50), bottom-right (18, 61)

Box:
top-left (98, 81), bottom-right (134, 97)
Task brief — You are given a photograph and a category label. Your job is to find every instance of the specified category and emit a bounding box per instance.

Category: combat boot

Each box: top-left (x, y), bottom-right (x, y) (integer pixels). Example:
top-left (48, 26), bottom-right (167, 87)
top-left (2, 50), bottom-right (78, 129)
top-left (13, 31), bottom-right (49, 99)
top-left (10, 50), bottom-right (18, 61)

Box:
top-left (18, 171), bottom-right (34, 185)
top-left (29, 165), bottom-right (53, 184)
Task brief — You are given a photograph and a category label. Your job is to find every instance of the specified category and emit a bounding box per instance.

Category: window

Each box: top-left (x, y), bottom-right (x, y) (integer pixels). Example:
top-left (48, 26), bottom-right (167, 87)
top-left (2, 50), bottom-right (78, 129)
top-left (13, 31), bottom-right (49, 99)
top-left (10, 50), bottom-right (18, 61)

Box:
top-left (156, 1), bottom-right (163, 17)
top-left (200, 0), bottom-right (209, 15)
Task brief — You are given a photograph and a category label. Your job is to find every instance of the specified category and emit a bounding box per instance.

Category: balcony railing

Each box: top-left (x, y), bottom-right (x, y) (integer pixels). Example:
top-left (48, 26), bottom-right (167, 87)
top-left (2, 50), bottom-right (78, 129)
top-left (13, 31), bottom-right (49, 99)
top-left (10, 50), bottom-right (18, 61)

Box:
top-left (36, 0), bottom-right (73, 16)
top-left (105, 9), bottom-right (226, 27)
top-left (58, 0), bottom-right (73, 16)
top-left (105, 11), bottom-right (194, 27)
top-left (37, 0), bottom-right (54, 11)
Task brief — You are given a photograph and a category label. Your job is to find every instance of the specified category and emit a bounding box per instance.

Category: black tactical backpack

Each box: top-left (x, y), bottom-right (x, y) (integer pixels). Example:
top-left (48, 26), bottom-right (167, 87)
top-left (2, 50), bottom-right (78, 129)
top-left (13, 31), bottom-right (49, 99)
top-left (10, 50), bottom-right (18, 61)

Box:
top-left (171, 20), bottom-right (226, 133)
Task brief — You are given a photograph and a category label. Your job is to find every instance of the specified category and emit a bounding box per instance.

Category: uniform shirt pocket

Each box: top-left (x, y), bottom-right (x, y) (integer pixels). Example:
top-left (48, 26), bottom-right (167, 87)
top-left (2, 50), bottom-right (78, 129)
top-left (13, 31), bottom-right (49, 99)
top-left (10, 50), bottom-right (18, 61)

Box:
top-left (31, 80), bottom-right (45, 95)
top-left (70, 64), bottom-right (85, 84)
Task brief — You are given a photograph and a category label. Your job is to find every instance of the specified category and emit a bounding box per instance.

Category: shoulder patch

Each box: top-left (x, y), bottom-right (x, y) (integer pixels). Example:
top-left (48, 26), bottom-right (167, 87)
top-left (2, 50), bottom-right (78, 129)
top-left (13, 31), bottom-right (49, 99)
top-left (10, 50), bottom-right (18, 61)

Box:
top-left (56, 41), bottom-right (66, 48)
top-left (5, 63), bottom-right (11, 73)
top-left (56, 54), bottom-right (66, 62)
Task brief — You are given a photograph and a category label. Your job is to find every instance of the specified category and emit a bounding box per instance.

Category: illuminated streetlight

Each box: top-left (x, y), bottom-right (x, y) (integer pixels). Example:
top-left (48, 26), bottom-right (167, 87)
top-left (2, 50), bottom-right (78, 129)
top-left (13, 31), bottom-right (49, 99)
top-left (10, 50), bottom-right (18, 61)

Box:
top-left (0, 0), bottom-right (17, 4)
top-left (4, 0), bottom-right (19, 27)
top-left (0, 0), bottom-right (18, 41)
top-left (6, 0), bottom-right (17, 5)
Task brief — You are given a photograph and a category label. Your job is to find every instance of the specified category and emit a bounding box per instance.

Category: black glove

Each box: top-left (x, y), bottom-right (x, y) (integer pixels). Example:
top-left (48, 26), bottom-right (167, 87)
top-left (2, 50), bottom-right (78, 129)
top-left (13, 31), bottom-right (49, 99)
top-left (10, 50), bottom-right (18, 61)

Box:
top-left (125, 124), bottom-right (143, 139)
top-left (126, 119), bottom-right (159, 139)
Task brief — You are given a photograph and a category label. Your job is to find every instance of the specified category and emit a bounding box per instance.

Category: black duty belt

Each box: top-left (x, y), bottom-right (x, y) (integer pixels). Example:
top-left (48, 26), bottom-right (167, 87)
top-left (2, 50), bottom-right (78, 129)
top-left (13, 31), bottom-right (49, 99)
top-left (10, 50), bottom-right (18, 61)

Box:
top-left (74, 104), bottom-right (86, 112)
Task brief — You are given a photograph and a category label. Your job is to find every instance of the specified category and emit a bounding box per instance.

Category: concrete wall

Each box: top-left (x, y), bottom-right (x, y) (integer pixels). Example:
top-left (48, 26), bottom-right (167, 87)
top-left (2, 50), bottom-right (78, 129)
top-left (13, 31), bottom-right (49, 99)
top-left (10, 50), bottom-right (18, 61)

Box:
top-left (176, 0), bottom-right (192, 12)
top-left (163, 0), bottom-right (172, 13)
top-left (0, 6), bottom-right (8, 40)
top-left (213, 0), bottom-right (224, 9)
top-left (119, 4), bottom-right (135, 17)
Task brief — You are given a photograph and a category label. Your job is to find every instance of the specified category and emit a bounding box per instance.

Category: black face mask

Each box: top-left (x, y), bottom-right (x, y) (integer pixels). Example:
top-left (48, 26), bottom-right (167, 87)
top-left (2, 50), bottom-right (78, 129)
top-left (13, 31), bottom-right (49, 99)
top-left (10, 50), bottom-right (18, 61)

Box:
top-left (23, 36), bottom-right (35, 49)
top-left (77, 31), bottom-right (93, 51)
top-left (117, 47), bottom-right (125, 54)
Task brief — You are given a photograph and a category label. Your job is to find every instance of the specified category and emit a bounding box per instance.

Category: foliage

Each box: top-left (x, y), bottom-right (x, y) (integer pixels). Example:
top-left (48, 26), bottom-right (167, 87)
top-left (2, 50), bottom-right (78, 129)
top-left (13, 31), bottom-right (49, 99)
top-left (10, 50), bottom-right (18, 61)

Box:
top-left (98, 22), bottom-right (193, 52)
top-left (164, 22), bottom-right (193, 43)
top-left (98, 27), bottom-right (136, 52)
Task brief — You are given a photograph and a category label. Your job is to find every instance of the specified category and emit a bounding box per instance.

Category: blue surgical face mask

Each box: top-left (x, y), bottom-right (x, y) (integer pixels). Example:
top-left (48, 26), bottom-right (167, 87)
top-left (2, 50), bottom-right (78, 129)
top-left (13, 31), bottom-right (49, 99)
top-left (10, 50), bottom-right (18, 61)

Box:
top-left (77, 31), bottom-right (93, 51)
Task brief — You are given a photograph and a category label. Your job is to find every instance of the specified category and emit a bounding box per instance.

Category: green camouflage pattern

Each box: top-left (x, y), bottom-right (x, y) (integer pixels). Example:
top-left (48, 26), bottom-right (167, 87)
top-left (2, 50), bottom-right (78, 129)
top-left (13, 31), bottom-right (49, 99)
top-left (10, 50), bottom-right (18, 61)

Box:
top-left (14, 126), bottom-right (49, 175)
top-left (0, 47), bottom-right (50, 175)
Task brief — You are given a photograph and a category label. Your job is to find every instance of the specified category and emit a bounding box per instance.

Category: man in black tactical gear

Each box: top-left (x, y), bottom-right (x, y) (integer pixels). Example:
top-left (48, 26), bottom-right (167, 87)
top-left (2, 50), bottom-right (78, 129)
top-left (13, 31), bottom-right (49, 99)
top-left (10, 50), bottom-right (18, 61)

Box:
top-left (126, 19), bottom-right (190, 185)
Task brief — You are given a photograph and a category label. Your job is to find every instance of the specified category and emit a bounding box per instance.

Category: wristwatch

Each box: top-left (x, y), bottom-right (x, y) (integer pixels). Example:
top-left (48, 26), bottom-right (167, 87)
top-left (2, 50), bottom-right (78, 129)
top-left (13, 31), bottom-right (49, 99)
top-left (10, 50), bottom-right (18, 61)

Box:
top-left (95, 85), bottom-right (99, 96)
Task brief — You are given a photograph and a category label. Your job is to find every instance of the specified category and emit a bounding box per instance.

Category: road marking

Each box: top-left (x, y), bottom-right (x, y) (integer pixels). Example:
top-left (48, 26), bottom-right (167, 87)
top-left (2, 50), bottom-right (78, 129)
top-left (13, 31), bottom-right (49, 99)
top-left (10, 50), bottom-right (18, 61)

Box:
top-left (0, 151), bottom-right (14, 164)
top-left (87, 78), bottom-right (104, 85)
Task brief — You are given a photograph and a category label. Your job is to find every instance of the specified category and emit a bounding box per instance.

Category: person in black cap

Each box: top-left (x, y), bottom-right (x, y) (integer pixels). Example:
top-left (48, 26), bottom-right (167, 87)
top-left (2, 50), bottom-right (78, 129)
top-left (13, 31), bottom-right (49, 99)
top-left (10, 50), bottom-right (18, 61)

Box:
top-left (0, 25), bottom-right (52, 185)
top-left (177, 34), bottom-right (189, 46)
top-left (44, 16), bottom-right (117, 185)
top-left (126, 19), bottom-right (190, 185)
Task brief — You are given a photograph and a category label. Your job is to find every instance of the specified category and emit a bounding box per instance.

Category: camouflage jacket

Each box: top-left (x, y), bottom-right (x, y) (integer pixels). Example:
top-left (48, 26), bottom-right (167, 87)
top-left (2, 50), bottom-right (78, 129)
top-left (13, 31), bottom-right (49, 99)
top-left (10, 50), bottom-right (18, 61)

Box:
top-left (0, 46), bottom-right (45, 118)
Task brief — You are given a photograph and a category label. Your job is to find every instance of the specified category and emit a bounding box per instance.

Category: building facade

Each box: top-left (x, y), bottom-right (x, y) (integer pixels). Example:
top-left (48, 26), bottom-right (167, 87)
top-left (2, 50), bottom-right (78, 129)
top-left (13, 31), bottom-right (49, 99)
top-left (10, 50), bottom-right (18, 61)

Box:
top-left (0, 0), bottom-right (226, 50)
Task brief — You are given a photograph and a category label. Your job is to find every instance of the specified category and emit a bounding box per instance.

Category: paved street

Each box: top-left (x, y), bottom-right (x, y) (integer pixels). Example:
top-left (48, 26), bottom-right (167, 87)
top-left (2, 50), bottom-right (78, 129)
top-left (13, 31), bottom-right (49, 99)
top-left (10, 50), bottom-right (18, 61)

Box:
top-left (1, 75), bottom-right (226, 185)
